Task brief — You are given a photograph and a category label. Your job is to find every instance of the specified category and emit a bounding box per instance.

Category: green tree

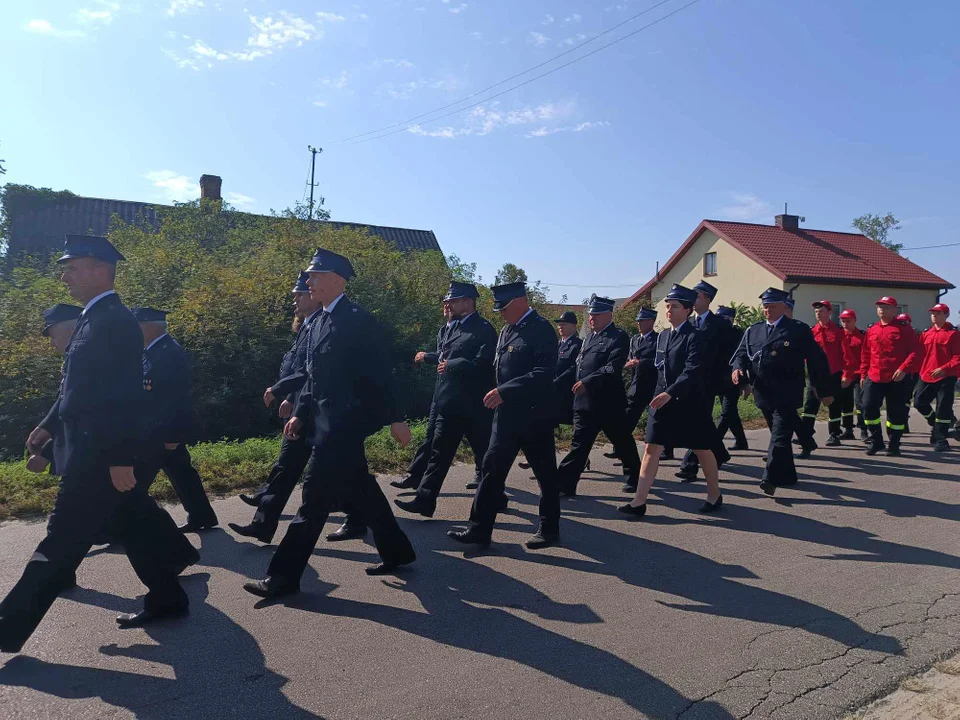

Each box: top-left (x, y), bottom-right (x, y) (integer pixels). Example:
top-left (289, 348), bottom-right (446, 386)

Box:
top-left (728, 301), bottom-right (765, 330)
top-left (852, 212), bottom-right (903, 254)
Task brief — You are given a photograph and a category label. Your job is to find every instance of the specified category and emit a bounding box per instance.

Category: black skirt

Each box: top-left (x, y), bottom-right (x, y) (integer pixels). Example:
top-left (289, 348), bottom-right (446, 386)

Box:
top-left (645, 393), bottom-right (715, 450)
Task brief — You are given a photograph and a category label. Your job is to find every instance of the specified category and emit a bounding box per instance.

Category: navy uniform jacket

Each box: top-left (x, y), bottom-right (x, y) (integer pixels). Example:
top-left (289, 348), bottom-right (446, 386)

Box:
top-left (293, 297), bottom-right (400, 446)
top-left (694, 311), bottom-right (738, 394)
top-left (732, 317), bottom-right (831, 410)
top-left (433, 312), bottom-right (497, 416)
top-left (142, 334), bottom-right (194, 448)
top-left (422, 324), bottom-right (450, 366)
top-left (653, 322), bottom-right (704, 399)
top-left (627, 331), bottom-right (659, 403)
top-left (38, 293), bottom-right (143, 478)
top-left (494, 310), bottom-right (558, 428)
top-left (573, 323), bottom-right (630, 413)
top-left (271, 309), bottom-right (322, 404)
top-left (554, 335), bottom-right (583, 395)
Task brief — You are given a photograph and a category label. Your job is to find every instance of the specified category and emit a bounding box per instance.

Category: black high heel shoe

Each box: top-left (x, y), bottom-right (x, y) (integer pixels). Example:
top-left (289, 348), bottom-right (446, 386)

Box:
top-left (617, 502), bottom-right (647, 518)
top-left (699, 495), bottom-right (723, 513)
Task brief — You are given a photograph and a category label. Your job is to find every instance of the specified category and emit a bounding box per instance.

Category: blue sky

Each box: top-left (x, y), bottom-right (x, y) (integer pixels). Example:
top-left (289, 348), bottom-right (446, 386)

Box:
top-left (2, 0), bottom-right (958, 302)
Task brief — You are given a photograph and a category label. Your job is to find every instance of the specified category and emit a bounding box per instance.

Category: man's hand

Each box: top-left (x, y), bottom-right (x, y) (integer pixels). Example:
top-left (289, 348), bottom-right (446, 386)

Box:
top-left (821, 396), bottom-right (835, 407)
top-left (841, 378), bottom-right (852, 389)
top-left (414, 351), bottom-right (427, 364)
top-left (624, 358), bottom-right (639, 369)
top-left (284, 417), bottom-right (303, 441)
top-left (26, 455), bottom-right (49, 473)
top-left (572, 380), bottom-right (585, 394)
top-left (263, 388), bottom-right (276, 407)
top-left (390, 422), bottom-right (412, 447)
top-left (931, 367), bottom-right (945, 379)
top-left (649, 392), bottom-right (672, 410)
top-left (860, 377), bottom-right (865, 388)
top-left (109, 466), bottom-right (137, 492)
top-left (731, 369), bottom-right (743, 386)
top-left (437, 360), bottom-right (448, 375)
top-left (483, 388), bottom-right (503, 409)
top-left (164, 443), bottom-right (180, 450)
top-left (278, 399), bottom-right (294, 419)
top-left (892, 369), bottom-right (906, 382)
top-left (26, 426), bottom-right (51, 455)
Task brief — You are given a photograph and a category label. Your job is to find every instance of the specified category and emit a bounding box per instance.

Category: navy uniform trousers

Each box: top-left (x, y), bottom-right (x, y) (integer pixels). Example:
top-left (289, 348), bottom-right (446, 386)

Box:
top-left (716, 385), bottom-right (747, 445)
top-left (757, 402), bottom-right (803, 486)
top-left (157, 444), bottom-right (218, 527)
top-left (267, 435), bottom-right (414, 583)
top-left (244, 435), bottom-right (314, 538)
top-left (415, 409), bottom-right (491, 503)
top-left (558, 409), bottom-right (640, 492)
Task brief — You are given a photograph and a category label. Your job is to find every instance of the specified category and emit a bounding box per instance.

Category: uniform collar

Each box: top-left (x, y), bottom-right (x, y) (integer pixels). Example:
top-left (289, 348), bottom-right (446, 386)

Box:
top-left (145, 333), bottom-right (169, 352)
top-left (766, 315), bottom-right (784, 329)
top-left (671, 320), bottom-right (688, 333)
top-left (514, 308), bottom-right (534, 326)
top-left (82, 289), bottom-right (116, 315)
top-left (323, 293), bottom-right (345, 314)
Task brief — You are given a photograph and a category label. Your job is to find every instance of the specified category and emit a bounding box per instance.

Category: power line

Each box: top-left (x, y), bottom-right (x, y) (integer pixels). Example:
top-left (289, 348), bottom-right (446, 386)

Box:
top-left (902, 242), bottom-right (960, 250)
top-left (333, 0), bottom-right (681, 144)
top-left (344, 0), bottom-right (703, 147)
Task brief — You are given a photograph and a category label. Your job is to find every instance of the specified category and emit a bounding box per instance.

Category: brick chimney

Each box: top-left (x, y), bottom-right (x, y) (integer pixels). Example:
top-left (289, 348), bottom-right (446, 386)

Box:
top-left (199, 174), bottom-right (222, 201)
top-left (775, 213), bottom-right (800, 231)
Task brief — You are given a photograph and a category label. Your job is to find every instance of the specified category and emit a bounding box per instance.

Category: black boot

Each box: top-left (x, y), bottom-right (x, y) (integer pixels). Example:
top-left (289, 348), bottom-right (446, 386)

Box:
top-left (886, 430), bottom-right (903, 457)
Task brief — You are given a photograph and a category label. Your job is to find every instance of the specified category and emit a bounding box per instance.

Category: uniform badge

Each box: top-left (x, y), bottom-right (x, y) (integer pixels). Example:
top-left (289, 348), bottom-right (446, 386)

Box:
top-left (143, 378), bottom-right (153, 391)
top-left (771, 351), bottom-right (777, 357)
top-left (784, 341), bottom-right (790, 347)
top-left (508, 346), bottom-right (514, 352)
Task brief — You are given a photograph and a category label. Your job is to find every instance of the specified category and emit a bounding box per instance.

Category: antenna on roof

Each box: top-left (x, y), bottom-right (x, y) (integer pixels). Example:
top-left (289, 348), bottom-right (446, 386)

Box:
top-left (784, 202), bottom-right (788, 215)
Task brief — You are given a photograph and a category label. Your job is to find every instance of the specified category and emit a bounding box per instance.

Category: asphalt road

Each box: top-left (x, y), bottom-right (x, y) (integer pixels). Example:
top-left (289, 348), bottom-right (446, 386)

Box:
top-left (0, 419), bottom-right (958, 720)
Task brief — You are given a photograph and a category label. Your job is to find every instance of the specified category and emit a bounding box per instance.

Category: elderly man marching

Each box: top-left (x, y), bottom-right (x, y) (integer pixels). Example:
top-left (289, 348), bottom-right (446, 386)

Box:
top-left (914, 303), bottom-right (960, 452)
top-left (732, 288), bottom-right (832, 496)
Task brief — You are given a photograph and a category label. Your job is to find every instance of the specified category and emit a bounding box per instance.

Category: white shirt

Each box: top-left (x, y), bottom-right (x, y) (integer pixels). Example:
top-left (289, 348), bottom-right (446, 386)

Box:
top-left (671, 320), bottom-right (688, 333)
top-left (323, 293), bottom-right (345, 314)
top-left (697, 309), bottom-right (712, 324)
top-left (145, 333), bottom-right (168, 352)
top-left (766, 315), bottom-right (785, 331)
top-left (514, 308), bottom-right (535, 326)
top-left (458, 311), bottom-right (476, 325)
top-left (82, 289), bottom-right (116, 315)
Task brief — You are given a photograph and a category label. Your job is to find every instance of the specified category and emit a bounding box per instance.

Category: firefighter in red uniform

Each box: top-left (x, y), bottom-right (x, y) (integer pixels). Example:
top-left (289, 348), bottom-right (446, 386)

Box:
top-left (859, 296), bottom-right (922, 456)
top-left (913, 303), bottom-right (960, 452)
top-left (800, 301), bottom-right (856, 448)
top-left (897, 312), bottom-right (923, 433)
top-left (838, 309), bottom-right (867, 441)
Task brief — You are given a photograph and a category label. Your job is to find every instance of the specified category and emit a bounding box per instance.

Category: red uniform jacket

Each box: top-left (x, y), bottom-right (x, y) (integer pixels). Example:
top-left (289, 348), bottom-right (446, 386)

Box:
top-left (812, 321), bottom-right (855, 379)
top-left (844, 328), bottom-right (864, 380)
top-left (859, 321), bottom-right (922, 383)
top-left (919, 323), bottom-right (960, 383)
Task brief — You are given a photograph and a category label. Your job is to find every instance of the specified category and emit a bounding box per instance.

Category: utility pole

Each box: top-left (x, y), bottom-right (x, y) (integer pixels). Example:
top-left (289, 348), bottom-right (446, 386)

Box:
top-left (307, 145), bottom-right (322, 220)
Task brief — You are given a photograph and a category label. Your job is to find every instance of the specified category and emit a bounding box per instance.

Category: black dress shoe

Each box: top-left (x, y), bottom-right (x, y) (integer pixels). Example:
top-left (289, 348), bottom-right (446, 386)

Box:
top-left (796, 448), bottom-right (813, 459)
top-left (885, 446), bottom-right (901, 457)
top-left (934, 440), bottom-right (951, 452)
top-left (603, 451), bottom-right (619, 459)
top-left (518, 461), bottom-right (531, 469)
top-left (659, 450), bottom-right (674, 461)
top-left (560, 486), bottom-right (577, 498)
top-left (239, 493), bottom-right (260, 507)
top-left (61, 571), bottom-right (78, 592)
top-left (242, 578), bottom-right (299, 599)
top-left (825, 435), bottom-right (842, 447)
top-left (117, 603), bottom-right (188, 628)
top-left (759, 481), bottom-right (776, 496)
top-left (699, 495), bottom-right (723, 513)
top-left (326, 523), bottom-right (368, 541)
top-left (840, 429), bottom-right (855, 440)
top-left (228, 522), bottom-right (274, 543)
top-left (617, 502), bottom-right (647, 518)
top-left (366, 552), bottom-right (416, 575)
top-left (389, 476), bottom-right (419, 489)
top-left (675, 470), bottom-right (698, 483)
top-left (622, 483), bottom-right (638, 493)
top-left (394, 497), bottom-right (436, 518)
top-left (524, 530), bottom-right (559, 549)
top-left (727, 441), bottom-right (749, 451)
top-left (447, 527), bottom-right (491, 548)
top-left (465, 479), bottom-right (480, 490)
top-left (179, 519), bottom-right (218, 534)
top-left (865, 445), bottom-right (883, 456)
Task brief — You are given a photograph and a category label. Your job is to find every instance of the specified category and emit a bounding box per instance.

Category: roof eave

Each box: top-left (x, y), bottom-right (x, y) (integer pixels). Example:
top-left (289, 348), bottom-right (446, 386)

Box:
top-left (783, 276), bottom-right (956, 291)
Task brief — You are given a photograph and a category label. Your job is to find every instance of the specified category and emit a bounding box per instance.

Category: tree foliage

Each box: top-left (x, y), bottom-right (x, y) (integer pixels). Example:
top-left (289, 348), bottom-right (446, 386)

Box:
top-left (852, 212), bottom-right (903, 254)
top-left (728, 301), bottom-right (765, 329)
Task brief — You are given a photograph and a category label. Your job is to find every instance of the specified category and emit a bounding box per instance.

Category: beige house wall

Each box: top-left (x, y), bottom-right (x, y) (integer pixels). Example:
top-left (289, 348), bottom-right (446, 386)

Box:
top-left (646, 230), bottom-right (782, 309)
top-left (788, 284), bottom-right (940, 327)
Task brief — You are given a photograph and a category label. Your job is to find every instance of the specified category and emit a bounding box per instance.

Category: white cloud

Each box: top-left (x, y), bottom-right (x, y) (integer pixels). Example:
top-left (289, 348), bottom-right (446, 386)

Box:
top-left (226, 192), bottom-right (255, 208)
top-left (564, 13), bottom-right (582, 23)
top-left (76, 8), bottom-right (112, 23)
top-left (386, 76), bottom-right (462, 99)
top-left (167, 0), bottom-right (204, 16)
top-left (312, 99), bottom-right (328, 108)
top-left (381, 57), bottom-right (414, 69)
top-left (720, 193), bottom-right (772, 221)
top-left (24, 19), bottom-right (86, 37)
top-left (163, 48), bottom-right (200, 70)
top-left (321, 70), bottom-right (349, 89)
top-left (143, 170), bottom-right (196, 203)
top-left (528, 31), bottom-right (549, 47)
top-left (526, 121), bottom-right (609, 138)
top-left (469, 31), bottom-right (483, 40)
top-left (448, 3), bottom-right (467, 13)
top-left (409, 101), bottom-right (577, 139)
top-left (542, 14), bottom-right (554, 25)
top-left (183, 11), bottom-right (325, 64)
top-left (316, 11), bottom-right (345, 22)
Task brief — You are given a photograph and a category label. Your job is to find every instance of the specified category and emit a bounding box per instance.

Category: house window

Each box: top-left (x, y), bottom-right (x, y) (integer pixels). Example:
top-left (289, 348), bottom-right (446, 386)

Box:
top-left (703, 252), bottom-right (717, 276)
top-left (831, 301), bottom-right (844, 321)
top-left (897, 304), bottom-right (909, 316)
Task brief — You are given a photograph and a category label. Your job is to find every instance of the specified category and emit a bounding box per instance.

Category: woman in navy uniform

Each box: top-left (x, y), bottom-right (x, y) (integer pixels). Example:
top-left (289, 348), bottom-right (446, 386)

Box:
top-left (448, 282), bottom-right (561, 549)
top-left (553, 310), bottom-right (583, 425)
top-left (731, 288), bottom-right (832, 496)
top-left (620, 284), bottom-right (723, 517)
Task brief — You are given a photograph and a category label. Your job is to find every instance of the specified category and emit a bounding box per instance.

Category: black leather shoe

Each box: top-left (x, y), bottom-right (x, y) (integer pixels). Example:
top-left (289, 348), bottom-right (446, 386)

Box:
top-left (518, 461), bottom-right (531, 469)
top-left (934, 440), bottom-right (951, 452)
top-left (179, 519), bottom-right (218, 534)
top-left (326, 523), bottom-right (368, 542)
top-left (727, 441), bottom-right (749, 451)
top-left (242, 578), bottom-right (299, 599)
top-left (61, 571), bottom-right (78, 592)
top-left (560, 486), bottom-right (577, 498)
top-left (796, 448), bottom-right (813, 459)
top-left (825, 435), bottom-right (841, 447)
top-left (524, 530), bottom-right (559, 549)
top-left (865, 445), bottom-right (883, 456)
top-left (394, 497), bottom-right (436, 518)
top-left (117, 603), bottom-right (188, 628)
top-left (885, 446), bottom-right (901, 457)
top-left (366, 552), bottom-right (416, 576)
top-left (659, 449), bottom-right (674, 461)
top-left (675, 470), bottom-right (698, 483)
top-left (759, 481), bottom-right (776, 496)
top-left (228, 522), bottom-right (274, 544)
top-left (699, 495), bottom-right (723, 513)
top-left (239, 493), bottom-right (260, 507)
top-left (603, 451), bottom-right (619, 459)
top-left (389, 476), bottom-right (419, 489)
top-left (447, 527), bottom-right (491, 548)
top-left (840, 429), bottom-right (855, 440)
top-left (465, 479), bottom-right (480, 490)
top-left (622, 483), bottom-right (638, 493)
top-left (617, 502), bottom-right (647, 518)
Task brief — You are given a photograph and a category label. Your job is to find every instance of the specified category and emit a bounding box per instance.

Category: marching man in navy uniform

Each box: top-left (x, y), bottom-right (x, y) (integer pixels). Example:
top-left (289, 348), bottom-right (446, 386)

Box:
top-left (604, 307), bottom-right (658, 464)
top-left (448, 282), bottom-right (561, 549)
top-left (134, 307), bottom-right (219, 533)
top-left (232, 272), bottom-right (323, 543)
top-left (0, 235), bottom-right (193, 652)
top-left (395, 281), bottom-right (497, 518)
top-left (244, 248), bottom-right (416, 599)
top-left (714, 305), bottom-right (749, 450)
top-left (620, 285), bottom-right (723, 518)
top-left (556, 295), bottom-right (641, 495)
top-left (732, 288), bottom-right (832, 496)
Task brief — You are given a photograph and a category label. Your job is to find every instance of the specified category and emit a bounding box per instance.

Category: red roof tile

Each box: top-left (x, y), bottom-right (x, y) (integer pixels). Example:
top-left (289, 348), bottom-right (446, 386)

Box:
top-left (626, 220), bottom-right (953, 305)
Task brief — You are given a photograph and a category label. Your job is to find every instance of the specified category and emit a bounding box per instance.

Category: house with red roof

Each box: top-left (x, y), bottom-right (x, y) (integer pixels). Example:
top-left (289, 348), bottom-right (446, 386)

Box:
top-left (624, 214), bottom-right (954, 324)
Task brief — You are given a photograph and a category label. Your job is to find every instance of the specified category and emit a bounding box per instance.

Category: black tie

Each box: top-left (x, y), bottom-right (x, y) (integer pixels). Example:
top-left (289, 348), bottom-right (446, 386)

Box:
top-left (766, 323), bottom-right (773, 337)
